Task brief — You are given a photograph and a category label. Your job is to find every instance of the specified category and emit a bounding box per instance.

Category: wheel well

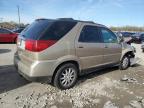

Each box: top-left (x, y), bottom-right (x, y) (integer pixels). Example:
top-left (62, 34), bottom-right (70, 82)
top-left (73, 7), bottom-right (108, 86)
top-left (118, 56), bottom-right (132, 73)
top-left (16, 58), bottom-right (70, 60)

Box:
top-left (51, 61), bottom-right (79, 83)
top-left (124, 51), bottom-right (135, 58)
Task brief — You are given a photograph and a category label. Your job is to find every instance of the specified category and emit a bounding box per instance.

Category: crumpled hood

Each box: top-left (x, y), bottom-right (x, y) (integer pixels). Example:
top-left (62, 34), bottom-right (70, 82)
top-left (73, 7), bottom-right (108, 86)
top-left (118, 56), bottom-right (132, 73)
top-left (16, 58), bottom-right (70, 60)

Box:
top-left (122, 42), bottom-right (131, 49)
top-left (121, 42), bottom-right (135, 52)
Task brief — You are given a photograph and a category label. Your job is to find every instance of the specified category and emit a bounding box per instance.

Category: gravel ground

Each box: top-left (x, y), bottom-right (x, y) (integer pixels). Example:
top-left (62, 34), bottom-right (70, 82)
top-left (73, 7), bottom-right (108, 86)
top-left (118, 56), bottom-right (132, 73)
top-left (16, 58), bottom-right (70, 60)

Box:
top-left (0, 43), bottom-right (144, 108)
top-left (0, 44), bottom-right (16, 66)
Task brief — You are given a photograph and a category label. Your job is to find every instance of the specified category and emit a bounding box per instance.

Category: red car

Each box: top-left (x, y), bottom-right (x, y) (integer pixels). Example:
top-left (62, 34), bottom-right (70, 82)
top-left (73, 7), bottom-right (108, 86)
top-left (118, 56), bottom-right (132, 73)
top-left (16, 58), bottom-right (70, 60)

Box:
top-left (0, 28), bottom-right (18, 43)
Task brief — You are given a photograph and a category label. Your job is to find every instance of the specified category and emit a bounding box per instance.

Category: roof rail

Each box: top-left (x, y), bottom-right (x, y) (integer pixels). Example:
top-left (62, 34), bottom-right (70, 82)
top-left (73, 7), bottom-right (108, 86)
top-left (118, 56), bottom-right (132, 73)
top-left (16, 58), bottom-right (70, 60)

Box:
top-left (78, 20), bottom-right (95, 24)
top-left (35, 18), bottom-right (48, 21)
top-left (57, 18), bottom-right (74, 21)
top-left (58, 18), bottom-right (95, 24)
top-left (34, 18), bottom-right (104, 25)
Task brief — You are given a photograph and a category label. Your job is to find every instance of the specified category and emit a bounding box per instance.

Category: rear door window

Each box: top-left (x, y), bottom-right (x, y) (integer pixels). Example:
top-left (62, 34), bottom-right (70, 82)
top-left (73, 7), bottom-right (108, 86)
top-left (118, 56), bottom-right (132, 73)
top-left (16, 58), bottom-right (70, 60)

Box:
top-left (78, 25), bottom-right (102, 43)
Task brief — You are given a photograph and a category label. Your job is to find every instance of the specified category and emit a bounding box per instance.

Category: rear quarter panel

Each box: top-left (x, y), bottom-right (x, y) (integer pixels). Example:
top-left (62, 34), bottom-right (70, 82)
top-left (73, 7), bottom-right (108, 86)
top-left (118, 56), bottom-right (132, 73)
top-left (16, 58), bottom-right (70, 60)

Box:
top-left (37, 22), bottom-right (82, 60)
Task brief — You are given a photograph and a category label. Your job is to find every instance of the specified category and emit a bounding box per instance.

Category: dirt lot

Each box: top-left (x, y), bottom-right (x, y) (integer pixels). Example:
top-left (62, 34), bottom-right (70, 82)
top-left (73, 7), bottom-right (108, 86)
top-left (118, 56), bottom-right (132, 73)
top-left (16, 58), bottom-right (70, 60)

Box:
top-left (0, 44), bottom-right (144, 108)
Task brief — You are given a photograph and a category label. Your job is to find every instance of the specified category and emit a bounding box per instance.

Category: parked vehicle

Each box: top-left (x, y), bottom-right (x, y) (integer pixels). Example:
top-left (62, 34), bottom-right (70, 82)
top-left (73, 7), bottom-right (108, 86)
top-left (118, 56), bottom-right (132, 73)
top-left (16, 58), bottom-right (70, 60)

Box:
top-left (0, 28), bottom-right (18, 43)
top-left (115, 32), bottom-right (133, 45)
top-left (141, 42), bottom-right (144, 52)
top-left (14, 18), bottom-right (135, 89)
top-left (12, 27), bottom-right (25, 33)
top-left (131, 33), bottom-right (144, 44)
top-left (121, 32), bottom-right (135, 38)
top-left (141, 34), bottom-right (144, 52)
top-left (140, 33), bottom-right (144, 42)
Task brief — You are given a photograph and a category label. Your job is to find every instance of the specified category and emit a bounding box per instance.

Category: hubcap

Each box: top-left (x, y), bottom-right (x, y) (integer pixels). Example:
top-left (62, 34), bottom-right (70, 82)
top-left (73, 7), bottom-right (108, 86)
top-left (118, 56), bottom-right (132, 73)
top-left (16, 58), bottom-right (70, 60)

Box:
top-left (60, 68), bottom-right (76, 87)
top-left (122, 57), bottom-right (129, 68)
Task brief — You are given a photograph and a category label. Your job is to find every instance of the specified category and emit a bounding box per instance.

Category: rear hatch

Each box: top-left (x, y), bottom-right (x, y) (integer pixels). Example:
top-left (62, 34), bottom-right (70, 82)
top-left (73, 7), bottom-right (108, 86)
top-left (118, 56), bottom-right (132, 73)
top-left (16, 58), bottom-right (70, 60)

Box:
top-left (17, 19), bottom-right (77, 62)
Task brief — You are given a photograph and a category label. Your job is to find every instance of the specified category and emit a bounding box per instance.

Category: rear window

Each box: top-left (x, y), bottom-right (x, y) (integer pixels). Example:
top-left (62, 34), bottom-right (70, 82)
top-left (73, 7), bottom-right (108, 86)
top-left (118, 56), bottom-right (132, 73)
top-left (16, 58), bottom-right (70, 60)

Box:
top-left (20, 20), bottom-right (77, 40)
top-left (20, 20), bottom-right (53, 40)
top-left (40, 21), bottom-right (77, 40)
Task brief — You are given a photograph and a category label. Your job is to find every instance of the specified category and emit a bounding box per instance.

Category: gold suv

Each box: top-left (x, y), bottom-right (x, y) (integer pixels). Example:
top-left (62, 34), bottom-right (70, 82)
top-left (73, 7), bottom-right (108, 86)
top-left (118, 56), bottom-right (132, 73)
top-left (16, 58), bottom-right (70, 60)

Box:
top-left (14, 18), bottom-right (135, 89)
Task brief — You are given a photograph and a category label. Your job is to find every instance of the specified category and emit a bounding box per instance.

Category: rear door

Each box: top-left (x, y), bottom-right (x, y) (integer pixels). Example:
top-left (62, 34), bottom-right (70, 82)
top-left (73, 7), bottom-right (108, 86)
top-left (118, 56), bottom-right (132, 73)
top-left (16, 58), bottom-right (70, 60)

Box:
top-left (76, 25), bottom-right (105, 70)
top-left (99, 27), bottom-right (122, 64)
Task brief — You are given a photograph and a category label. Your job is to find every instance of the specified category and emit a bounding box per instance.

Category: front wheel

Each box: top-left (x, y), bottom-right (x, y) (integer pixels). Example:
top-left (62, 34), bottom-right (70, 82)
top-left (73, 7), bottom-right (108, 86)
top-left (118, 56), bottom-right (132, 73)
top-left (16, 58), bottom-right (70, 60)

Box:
top-left (53, 63), bottom-right (78, 90)
top-left (119, 55), bottom-right (130, 70)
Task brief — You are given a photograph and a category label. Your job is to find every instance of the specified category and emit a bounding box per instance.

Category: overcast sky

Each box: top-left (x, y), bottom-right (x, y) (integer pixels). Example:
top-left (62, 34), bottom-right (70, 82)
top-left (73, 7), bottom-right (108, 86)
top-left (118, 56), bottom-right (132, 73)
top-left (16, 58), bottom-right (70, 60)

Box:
top-left (0, 0), bottom-right (144, 26)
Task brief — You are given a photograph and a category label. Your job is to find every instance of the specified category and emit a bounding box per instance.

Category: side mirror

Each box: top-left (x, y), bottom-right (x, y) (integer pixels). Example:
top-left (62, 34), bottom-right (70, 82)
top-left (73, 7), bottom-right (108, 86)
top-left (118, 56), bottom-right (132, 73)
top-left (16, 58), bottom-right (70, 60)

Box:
top-left (117, 33), bottom-right (124, 43)
top-left (119, 37), bottom-right (124, 43)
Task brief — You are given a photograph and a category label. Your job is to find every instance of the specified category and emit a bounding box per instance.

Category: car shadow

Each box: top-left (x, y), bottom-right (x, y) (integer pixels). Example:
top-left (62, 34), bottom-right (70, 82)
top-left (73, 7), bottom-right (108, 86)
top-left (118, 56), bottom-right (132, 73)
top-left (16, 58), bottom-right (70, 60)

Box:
top-left (131, 63), bottom-right (142, 67)
top-left (0, 42), bottom-right (16, 44)
top-left (0, 49), bottom-right (11, 54)
top-left (0, 65), bottom-right (29, 94)
top-left (77, 66), bottom-right (119, 85)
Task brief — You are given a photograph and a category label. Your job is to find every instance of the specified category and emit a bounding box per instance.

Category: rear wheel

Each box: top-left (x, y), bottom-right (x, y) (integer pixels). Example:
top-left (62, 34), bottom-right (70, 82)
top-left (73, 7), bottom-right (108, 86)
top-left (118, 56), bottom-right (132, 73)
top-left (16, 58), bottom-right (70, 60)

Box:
top-left (53, 63), bottom-right (78, 90)
top-left (119, 55), bottom-right (130, 70)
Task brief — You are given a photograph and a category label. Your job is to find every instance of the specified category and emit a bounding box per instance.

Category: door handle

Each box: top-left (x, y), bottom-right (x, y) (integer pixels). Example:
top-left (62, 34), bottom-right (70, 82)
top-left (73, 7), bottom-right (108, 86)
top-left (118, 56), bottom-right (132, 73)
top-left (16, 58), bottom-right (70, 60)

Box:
top-left (104, 45), bottom-right (108, 48)
top-left (78, 46), bottom-right (84, 48)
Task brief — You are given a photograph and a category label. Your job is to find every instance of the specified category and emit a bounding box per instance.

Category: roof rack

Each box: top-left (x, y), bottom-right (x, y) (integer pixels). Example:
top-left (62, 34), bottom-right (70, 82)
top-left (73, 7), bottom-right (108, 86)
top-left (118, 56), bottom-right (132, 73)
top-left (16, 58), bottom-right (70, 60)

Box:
top-left (57, 18), bottom-right (95, 24)
top-left (57, 18), bottom-right (74, 21)
top-left (78, 20), bottom-right (95, 24)
top-left (35, 18), bottom-right (48, 21)
top-left (35, 18), bottom-right (104, 25)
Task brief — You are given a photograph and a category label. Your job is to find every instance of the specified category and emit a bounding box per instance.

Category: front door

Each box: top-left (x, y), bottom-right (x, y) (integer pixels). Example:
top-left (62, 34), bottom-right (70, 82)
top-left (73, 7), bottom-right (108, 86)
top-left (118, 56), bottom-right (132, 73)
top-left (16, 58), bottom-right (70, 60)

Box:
top-left (99, 27), bottom-right (122, 64)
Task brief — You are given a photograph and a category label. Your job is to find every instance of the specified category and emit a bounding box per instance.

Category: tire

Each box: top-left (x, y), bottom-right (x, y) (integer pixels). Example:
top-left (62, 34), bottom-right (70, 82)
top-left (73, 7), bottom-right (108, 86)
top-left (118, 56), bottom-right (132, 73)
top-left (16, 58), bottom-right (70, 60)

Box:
top-left (53, 63), bottom-right (78, 90)
top-left (142, 49), bottom-right (144, 52)
top-left (119, 55), bottom-right (130, 70)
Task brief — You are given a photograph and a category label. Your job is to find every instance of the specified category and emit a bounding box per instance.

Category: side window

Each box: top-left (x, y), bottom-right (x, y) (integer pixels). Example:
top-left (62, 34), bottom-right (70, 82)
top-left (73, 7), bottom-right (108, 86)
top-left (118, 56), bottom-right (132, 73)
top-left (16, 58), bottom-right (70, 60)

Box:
top-left (100, 27), bottom-right (118, 43)
top-left (0, 29), bottom-right (3, 33)
top-left (79, 25), bottom-right (102, 43)
top-left (0, 29), bottom-right (11, 34)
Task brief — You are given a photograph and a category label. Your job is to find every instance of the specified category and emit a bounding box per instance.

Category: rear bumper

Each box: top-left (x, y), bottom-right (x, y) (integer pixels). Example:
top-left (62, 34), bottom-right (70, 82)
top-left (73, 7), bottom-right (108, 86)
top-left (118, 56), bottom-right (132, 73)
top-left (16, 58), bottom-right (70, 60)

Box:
top-left (14, 53), bottom-right (56, 82)
top-left (18, 69), bottom-right (52, 82)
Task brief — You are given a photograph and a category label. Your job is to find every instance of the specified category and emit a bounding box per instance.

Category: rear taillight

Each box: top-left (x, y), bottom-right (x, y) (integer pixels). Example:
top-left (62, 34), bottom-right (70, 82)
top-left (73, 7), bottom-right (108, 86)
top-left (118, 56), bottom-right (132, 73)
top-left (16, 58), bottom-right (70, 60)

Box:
top-left (25, 40), bottom-right (57, 52)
